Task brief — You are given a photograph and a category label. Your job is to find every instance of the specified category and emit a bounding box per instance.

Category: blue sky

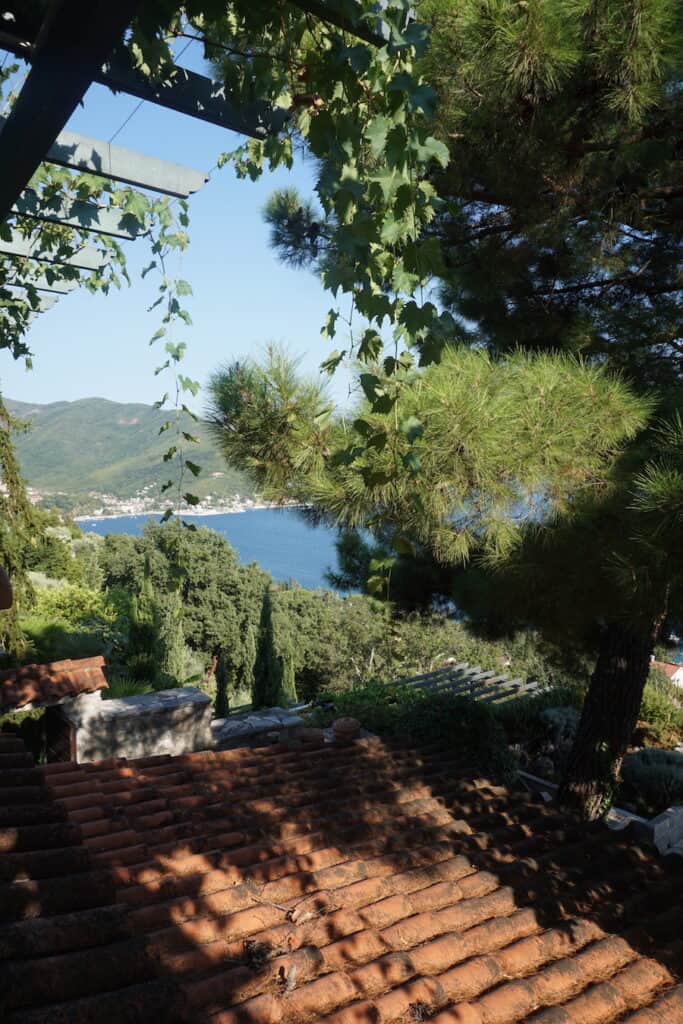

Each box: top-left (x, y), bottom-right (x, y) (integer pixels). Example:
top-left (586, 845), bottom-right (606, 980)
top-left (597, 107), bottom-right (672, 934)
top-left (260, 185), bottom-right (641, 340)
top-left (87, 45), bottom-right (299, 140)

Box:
top-left (1, 43), bottom-right (355, 411)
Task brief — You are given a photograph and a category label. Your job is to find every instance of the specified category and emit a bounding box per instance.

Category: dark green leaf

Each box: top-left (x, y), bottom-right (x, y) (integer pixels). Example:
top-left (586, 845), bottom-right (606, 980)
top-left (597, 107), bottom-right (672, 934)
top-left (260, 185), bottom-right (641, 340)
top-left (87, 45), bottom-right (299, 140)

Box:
top-left (353, 418), bottom-right (374, 437)
top-left (321, 350), bottom-right (346, 375)
top-left (366, 115), bottom-right (392, 158)
top-left (402, 450), bottom-right (421, 474)
top-left (392, 534), bottom-right (415, 556)
top-left (358, 329), bottom-right (383, 362)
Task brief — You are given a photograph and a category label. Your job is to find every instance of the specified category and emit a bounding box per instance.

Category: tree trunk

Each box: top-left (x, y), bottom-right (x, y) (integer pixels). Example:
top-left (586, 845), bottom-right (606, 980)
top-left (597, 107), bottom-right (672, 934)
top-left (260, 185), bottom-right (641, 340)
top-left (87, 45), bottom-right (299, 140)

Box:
top-left (558, 620), bottom-right (656, 820)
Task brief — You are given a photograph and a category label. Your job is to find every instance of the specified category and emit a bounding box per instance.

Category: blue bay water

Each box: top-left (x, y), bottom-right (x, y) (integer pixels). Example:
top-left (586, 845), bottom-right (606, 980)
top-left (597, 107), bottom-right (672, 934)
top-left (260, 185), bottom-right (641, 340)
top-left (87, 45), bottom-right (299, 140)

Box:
top-left (79, 508), bottom-right (340, 590)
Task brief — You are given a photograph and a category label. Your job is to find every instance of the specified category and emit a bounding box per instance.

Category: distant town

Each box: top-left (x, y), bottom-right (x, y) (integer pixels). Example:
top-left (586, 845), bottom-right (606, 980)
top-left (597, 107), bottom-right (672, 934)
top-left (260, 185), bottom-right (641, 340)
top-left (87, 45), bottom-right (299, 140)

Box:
top-left (24, 483), bottom-right (275, 520)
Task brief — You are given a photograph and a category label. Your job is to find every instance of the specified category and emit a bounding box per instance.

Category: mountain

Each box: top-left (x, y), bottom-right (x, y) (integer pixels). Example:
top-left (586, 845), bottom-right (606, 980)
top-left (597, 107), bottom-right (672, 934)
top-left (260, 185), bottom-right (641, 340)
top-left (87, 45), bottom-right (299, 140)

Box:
top-left (4, 396), bottom-right (255, 513)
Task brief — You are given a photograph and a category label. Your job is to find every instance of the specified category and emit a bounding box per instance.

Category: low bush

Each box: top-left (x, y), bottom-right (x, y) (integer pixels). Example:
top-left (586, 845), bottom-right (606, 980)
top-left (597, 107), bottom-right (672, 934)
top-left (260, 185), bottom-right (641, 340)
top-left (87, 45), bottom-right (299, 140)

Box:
top-left (104, 674), bottom-right (153, 700)
top-left (0, 707), bottom-right (46, 762)
top-left (29, 582), bottom-right (116, 627)
top-left (20, 583), bottom-right (128, 665)
top-left (639, 670), bottom-right (683, 745)
top-left (21, 618), bottom-right (110, 663)
top-left (491, 685), bottom-right (585, 747)
top-left (310, 682), bottom-right (516, 781)
top-left (622, 748), bottom-right (683, 815)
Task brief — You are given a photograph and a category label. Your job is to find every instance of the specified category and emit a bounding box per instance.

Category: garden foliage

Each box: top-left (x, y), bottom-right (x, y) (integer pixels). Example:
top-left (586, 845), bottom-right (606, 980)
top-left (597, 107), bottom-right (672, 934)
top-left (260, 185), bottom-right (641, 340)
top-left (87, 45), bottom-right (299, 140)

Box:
top-left (622, 748), bottom-right (683, 814)
top-left (312, 682), bottom-right (516, 781)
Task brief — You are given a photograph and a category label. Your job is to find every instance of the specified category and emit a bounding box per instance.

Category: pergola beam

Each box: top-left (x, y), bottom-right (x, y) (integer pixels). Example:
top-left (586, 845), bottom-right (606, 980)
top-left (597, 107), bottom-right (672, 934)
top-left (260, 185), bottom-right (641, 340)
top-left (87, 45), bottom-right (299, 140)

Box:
top-left (3, 289), bottom-right (60, 312)
top-left (98, 50), bottom-right (290, 140)
top-left (0, 29), bottom-right (289, 140)
top-left (0, 231), bottom-right (108, 270)
top-left (287, 0), bottom-right (387, 44)
top-left (0, 0), bottom-right (143, 223)
top-left (14, 190), bottom-right (146, 240)
top-left (0, 117), bottom-right (209, 199)
top-left (2, 273), bottom-right (79, 295)
top-left (9, 292), bottom-right (60, 325)
top-left (44, 126), bottom-right (208, 198)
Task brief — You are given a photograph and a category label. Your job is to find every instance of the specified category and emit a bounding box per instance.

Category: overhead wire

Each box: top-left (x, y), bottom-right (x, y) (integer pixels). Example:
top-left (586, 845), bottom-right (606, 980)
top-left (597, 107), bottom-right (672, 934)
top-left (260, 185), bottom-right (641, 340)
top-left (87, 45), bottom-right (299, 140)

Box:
top-left (107, 36), bottom-right (195, 145)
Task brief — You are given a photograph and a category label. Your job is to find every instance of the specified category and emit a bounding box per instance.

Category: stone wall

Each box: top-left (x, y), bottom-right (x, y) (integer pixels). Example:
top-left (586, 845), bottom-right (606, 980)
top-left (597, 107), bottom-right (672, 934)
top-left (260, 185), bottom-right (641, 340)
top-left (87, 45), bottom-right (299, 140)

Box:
top-left (57, 687), bottom-right (212, 763)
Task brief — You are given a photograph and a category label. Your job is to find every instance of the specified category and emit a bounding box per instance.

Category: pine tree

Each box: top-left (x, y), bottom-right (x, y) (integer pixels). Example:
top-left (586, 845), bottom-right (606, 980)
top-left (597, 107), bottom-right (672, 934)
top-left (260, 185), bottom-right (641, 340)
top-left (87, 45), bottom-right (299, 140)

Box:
top-left (243, 0), bottom-right (682, 818)
top-left (207, 347), bottom-right (681, 817)
top-left (265, 1), bottom-right (682, 389)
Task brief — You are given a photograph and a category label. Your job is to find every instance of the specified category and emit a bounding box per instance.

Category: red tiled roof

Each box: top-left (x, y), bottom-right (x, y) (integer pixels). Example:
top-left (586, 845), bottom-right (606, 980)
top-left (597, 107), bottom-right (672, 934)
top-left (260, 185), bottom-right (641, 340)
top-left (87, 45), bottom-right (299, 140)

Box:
top-left (652, 660), bottom-right (683, 680)
top-left (0, 732), bottom-right (681, 1024)
top-left (0, 656), bottom-right (108, 711)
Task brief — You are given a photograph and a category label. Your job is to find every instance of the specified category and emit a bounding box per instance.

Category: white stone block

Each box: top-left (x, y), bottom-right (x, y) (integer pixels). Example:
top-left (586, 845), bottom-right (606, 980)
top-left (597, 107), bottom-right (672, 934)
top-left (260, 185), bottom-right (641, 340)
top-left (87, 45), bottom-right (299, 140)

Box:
top-left (650, 806), bottom-right (683, 855)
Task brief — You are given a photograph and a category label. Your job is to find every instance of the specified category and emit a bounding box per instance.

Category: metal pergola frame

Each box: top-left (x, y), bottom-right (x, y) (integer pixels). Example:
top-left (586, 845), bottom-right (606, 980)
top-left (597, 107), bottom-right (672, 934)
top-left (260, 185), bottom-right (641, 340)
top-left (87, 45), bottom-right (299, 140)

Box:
top-left (0, 0), bottom-right (378, 322)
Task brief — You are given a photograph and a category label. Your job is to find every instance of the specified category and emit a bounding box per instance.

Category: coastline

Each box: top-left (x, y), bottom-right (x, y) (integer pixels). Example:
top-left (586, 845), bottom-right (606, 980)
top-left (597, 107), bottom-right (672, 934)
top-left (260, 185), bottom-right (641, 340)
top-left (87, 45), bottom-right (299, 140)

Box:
top-left (74, 502), bottom-right (304, 523)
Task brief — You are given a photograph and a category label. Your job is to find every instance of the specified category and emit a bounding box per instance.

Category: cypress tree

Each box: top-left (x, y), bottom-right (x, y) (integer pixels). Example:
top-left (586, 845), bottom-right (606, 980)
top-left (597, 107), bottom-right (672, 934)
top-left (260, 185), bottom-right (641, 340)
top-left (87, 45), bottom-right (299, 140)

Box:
top-left (241, 619), bottom-right (258, 700)
top-left (0, 394), bottom-right (38, 658)
top-left (152, 589), bottom-right (186, 690)
top-left (252, 586), bottom-right (299, 708)
top-left (127, 554), bottom-right (157, 679)
top-left (277, 629), bottom-right (297, 705)
top-left (215, 650), bottom-right (230, 718)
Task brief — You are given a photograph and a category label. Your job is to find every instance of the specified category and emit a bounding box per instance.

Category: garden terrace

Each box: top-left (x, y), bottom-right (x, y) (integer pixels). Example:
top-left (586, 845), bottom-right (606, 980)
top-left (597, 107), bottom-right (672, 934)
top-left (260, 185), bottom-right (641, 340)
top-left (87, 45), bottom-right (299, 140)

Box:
top-left (0, 732), bottom-right (682, 1023)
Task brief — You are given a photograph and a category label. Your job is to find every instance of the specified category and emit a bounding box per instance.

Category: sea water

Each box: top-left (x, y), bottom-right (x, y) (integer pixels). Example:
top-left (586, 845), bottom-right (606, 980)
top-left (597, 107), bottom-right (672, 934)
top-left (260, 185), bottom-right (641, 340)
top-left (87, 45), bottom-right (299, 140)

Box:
top-left (79, 507), bottom-right (340, 590)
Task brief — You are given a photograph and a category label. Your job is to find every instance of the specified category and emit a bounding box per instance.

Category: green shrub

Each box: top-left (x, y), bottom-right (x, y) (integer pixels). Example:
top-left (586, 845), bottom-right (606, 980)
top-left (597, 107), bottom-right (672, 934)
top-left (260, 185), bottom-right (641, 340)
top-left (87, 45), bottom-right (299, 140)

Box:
top-left (104, 674), bottom-right (153, 700)
top-left (29, 583), bottom-right (116, 627)
top-left (311, 682), bottom-right (516, 781)
top-left (639, 671), bottom-right (683, 744)
top-left (20, 583), bottom-right (127, 664)
top-left (0, 707), bottom-right (46, 762)
top-left (492, 684), bottom-right (585, 746)
top-left (21, 617), bottom-right (109, 663)
top-left (263, 585), bottom-right (585, 706)
top-left (125, 650), bottom-right (156, 681)
top-left (622, 748), bottom-right (683, 814)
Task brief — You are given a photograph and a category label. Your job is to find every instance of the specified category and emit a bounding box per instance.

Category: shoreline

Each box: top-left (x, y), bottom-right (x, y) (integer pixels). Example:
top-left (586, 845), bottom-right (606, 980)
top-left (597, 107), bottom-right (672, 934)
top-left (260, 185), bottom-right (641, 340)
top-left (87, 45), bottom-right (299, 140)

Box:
top-left (74, 502), bottom-right (304, 523)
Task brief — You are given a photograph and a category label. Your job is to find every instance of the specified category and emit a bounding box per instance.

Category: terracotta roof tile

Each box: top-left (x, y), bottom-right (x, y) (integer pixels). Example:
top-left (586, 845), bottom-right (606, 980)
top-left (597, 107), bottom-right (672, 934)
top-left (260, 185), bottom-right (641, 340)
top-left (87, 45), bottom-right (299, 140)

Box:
top-left (0, 736), bottom-right (681, 1024)
top-left (652, 660), bottom-right (682, 680)
top-left (0, 656), bottom-right (108, 711)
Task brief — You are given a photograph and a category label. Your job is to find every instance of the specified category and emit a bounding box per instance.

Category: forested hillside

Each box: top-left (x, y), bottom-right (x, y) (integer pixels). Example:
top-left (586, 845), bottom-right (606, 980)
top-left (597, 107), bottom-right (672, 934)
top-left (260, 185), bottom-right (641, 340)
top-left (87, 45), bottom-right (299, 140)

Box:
top-left (6, 397), bottom-right (254, 510)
